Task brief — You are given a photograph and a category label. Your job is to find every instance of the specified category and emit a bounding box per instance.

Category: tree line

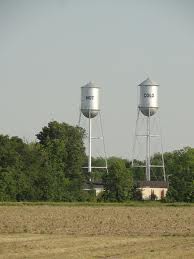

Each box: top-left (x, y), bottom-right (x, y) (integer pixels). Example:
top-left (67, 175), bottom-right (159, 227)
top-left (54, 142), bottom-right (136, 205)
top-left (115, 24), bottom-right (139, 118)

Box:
top-left (0, 121), bottom-right (193, 202)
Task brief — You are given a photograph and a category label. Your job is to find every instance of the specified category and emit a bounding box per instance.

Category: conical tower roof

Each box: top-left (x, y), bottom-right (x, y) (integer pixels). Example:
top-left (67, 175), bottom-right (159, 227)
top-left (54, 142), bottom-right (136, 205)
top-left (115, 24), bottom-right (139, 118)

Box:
top-left (81, 81), bottom-right (100, 88)
top-left (138, 77), bottom-right (159, 86)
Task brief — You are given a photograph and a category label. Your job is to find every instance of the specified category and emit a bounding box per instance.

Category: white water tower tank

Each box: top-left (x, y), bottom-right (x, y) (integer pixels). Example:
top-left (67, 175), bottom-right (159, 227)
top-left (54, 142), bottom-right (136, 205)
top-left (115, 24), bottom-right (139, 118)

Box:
top-left (81, 81), bottom-right (100, 118)
top-left (139, 78), bottom-right (159, 116)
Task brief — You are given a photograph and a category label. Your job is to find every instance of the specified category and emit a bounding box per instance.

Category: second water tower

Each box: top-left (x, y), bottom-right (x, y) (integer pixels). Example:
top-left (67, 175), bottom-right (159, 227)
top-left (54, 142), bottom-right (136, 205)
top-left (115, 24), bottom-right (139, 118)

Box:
top-left (132, 78), bottom-right (166, 182)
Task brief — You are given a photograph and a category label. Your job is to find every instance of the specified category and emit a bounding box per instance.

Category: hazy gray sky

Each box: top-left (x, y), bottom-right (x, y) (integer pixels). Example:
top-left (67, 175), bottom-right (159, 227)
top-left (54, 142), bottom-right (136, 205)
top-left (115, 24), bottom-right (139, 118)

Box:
top-left (0, 0), bottom-right (194, 158)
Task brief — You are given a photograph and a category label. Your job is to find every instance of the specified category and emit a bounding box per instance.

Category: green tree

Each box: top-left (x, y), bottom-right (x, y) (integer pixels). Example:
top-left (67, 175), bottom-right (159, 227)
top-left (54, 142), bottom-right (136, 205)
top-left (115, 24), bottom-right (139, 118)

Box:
top-left (18, 143), bottom-right (53, 201)
top-left (0, 168), bottom-right (17, 201)
top-left (102, 159), bottom-right (133, 202)
top-left (165, 147), bottom-right (194, 202)
top-left (0, 135), bottom-right (28, 201)
top-left (36, 121), bottom-right (86, 201)
top-left (0, 121), bottom-right (86, 202)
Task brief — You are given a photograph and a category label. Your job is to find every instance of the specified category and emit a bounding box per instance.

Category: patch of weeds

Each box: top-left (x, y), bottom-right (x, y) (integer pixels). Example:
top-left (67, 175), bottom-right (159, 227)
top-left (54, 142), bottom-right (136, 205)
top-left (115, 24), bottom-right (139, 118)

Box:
top-left (23, 226), bottom-right (28, 233)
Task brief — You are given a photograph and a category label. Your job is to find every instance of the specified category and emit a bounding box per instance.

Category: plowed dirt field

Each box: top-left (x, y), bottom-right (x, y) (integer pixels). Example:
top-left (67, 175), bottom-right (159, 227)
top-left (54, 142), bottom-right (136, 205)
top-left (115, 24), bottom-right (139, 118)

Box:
top-left (0, 205), bottom-right (193, 258)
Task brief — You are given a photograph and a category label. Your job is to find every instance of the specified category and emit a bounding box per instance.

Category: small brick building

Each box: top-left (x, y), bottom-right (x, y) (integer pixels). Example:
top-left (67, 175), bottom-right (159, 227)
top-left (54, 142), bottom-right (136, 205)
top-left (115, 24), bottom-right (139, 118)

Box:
top-left (83, 182), bottom-right (104, 196)
top-left (137, 181), bottom-right (168, 200)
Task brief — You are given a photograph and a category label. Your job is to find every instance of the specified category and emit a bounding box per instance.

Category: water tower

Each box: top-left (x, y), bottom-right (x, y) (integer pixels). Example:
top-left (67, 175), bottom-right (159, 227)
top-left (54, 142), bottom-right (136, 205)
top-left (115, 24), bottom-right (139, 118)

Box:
top-left (78, 81), bottom-right (108, 180)
top-left (132, 78), bottom-right (166, 181)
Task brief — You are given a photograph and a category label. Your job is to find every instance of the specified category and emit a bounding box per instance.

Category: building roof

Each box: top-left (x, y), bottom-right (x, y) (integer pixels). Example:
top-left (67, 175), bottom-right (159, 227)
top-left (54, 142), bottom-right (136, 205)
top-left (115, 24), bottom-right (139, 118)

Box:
top-left (83, 182), bottom-right (104, 190)
top-left (137, 181), bottom-right (168, 188)
top-left (138, 77), bottom-right (159, 86)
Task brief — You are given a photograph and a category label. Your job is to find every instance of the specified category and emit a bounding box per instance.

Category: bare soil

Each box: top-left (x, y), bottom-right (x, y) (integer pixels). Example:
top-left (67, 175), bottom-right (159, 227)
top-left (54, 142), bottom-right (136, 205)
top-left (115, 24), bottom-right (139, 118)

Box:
top-left (0, 205), bottom-right (193, 258)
